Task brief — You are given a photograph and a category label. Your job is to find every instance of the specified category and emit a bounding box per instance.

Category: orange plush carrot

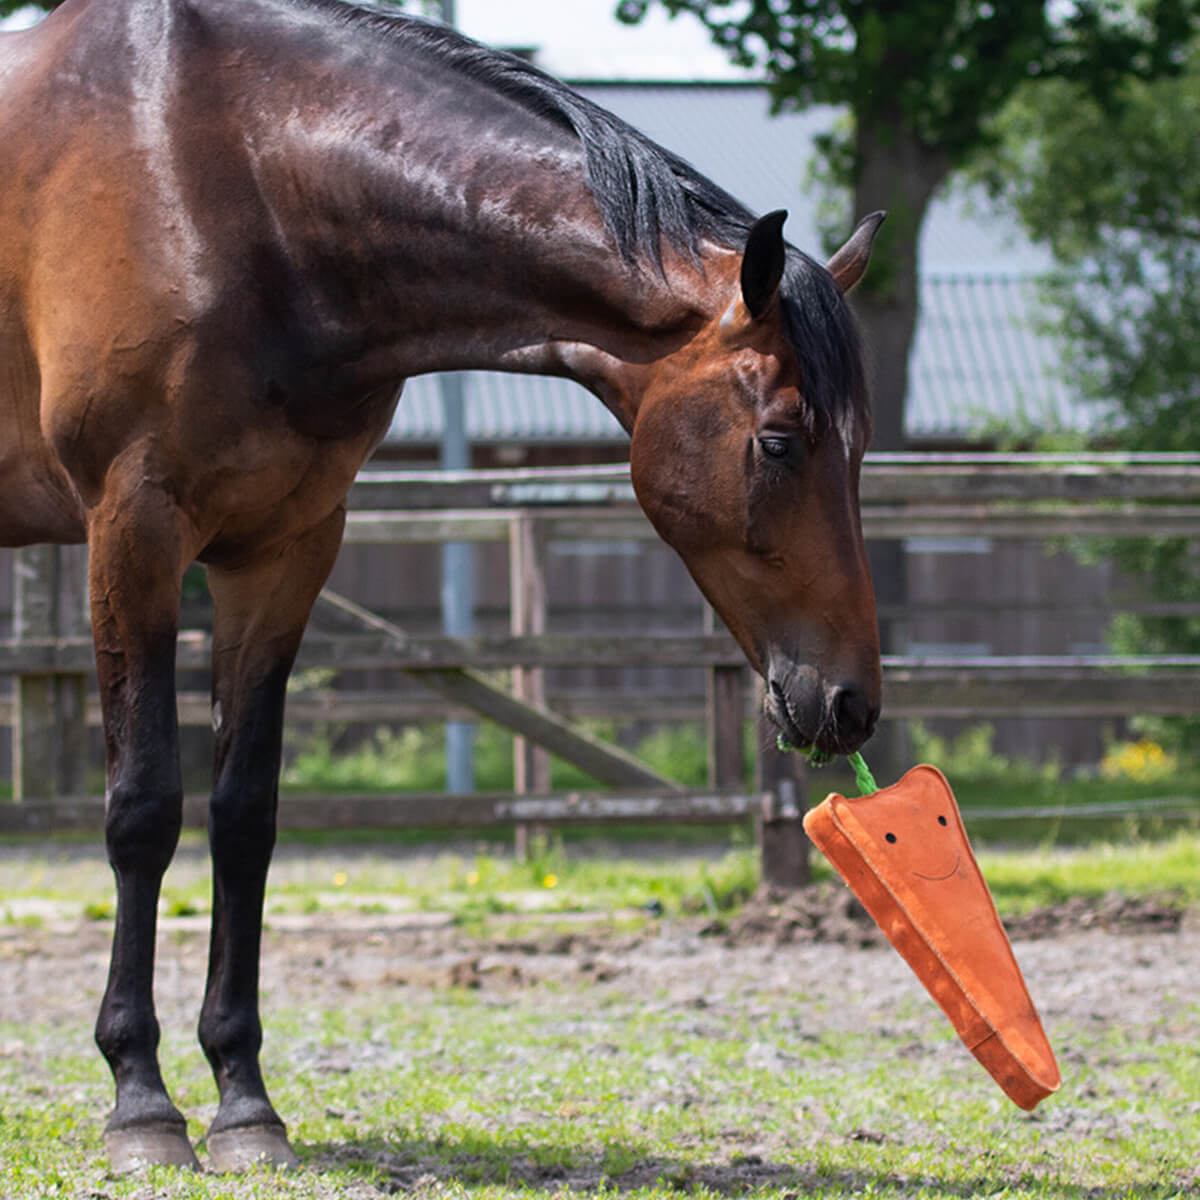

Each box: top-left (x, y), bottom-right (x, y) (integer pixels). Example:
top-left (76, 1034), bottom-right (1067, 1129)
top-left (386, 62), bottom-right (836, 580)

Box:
top-left (804, 762), bottom-right (1060, 1110)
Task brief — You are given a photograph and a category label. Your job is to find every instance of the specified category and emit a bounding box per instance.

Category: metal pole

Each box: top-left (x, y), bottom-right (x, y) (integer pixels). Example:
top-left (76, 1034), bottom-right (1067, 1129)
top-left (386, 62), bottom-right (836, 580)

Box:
top-left (437, 0), bottom-right (473, 793)
top-left (439, 372), bottom-right (475, 793)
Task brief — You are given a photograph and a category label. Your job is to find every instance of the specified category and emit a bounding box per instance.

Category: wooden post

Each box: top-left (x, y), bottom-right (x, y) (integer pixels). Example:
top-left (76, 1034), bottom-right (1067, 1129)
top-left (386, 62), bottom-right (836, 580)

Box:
top-left (704, 606), bottom-right (745, 788)
top-left (510, 514), bottom-right (550, 858)
top-left (754, 679), bottom-right (811, 888)
top-left (13, 545), bottom-right (89, 802)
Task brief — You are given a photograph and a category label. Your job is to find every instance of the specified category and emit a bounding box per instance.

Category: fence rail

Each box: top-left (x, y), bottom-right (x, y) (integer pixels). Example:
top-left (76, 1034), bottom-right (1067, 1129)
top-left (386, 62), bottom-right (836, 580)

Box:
top-left (3, 453), bottom-right (1199, 877)
top-left (1, 641), bottom-right (1198, 717)
top-left (340, 505), bottom-right (1200, 542)
top-left (346, 452), bottom-right (1200, 540)
top-left (349, 453), bottom-right (1200, 507)
top-left (0, 787), bottom-right (772, 836)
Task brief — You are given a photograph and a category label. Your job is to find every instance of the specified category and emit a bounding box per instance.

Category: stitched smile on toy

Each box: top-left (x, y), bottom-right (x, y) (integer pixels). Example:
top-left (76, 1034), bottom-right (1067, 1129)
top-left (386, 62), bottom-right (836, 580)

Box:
top-left (878, 811), bottom-right (961, 881)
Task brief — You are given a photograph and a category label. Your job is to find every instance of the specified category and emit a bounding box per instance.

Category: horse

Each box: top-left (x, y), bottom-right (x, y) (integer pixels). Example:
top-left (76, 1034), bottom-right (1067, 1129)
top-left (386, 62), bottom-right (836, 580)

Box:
top-left (0, 0), bottom-right (884, 1173)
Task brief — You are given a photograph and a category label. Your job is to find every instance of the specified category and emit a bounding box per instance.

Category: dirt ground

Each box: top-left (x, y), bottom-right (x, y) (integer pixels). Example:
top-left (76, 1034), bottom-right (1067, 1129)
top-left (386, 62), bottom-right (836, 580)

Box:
top-left (3, 880), bottom-right (1197, 1052)
top-left (2, 872), bottom-right (1199, 1195)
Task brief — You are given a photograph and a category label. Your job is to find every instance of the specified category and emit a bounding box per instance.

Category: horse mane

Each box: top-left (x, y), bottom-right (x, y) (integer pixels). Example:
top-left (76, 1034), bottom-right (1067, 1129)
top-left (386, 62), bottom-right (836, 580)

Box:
top-left (298, 0), bottom-right (869, 435)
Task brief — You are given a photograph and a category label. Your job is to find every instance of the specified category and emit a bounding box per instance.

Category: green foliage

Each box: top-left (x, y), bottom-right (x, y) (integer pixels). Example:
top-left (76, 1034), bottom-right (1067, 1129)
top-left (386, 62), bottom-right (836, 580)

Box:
top-left (623, 722), bottom-right (710, 787)
top-left (908, 720), bottom-right (1060, 784)
top-left (979, 47), bottom-right (1200, 757)
top-left (283, 725), bottom-right (447, 792)
top-left (282, 719), bottom-right (723, 794)
top-left (617, 1), bottom-right (1197, 163)
top-left (899, 719), bottom-right (1200, 847)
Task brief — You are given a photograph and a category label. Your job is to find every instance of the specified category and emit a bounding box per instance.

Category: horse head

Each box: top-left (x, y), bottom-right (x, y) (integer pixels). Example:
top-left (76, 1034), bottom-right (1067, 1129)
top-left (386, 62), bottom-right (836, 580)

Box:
top-left (629, 212), bottom-right (885, 757)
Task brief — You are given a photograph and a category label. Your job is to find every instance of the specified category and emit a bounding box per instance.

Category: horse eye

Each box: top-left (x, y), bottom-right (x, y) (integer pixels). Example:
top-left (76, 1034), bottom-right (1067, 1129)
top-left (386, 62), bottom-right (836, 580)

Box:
top-left (759, 436), bottom-right (790, 459)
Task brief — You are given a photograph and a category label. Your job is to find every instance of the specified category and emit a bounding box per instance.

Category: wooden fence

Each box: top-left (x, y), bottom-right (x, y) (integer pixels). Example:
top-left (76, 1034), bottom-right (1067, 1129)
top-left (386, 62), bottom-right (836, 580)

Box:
top-left (3, 453), bottom-right (1199, 882)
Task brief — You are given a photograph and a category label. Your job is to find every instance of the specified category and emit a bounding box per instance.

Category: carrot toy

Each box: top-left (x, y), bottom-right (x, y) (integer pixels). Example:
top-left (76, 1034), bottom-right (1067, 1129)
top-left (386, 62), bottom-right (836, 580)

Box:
top-left (799, 751), bottom-right (1061, 1110)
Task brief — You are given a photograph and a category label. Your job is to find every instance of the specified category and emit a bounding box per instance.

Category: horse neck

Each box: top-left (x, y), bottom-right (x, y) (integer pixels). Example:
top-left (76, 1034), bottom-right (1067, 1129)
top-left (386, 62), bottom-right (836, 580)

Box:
top-left (228, 9), bottom-right (735, 429)
top-left (275, 134), bottom-right (725, 430)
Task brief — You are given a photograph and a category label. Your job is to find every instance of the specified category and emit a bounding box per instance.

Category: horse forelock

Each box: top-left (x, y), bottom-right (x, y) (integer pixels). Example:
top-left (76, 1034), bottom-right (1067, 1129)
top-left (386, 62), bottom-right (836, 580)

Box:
top-left (778, 251), bottom-right (871, 453)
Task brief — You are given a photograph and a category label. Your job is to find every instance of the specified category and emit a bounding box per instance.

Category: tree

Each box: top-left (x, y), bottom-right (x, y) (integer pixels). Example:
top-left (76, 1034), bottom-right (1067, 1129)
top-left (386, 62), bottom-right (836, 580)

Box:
top-left (616, 0), bottom-right (1196, 454)
top-left (978, 47), bottom-right (1200, 754)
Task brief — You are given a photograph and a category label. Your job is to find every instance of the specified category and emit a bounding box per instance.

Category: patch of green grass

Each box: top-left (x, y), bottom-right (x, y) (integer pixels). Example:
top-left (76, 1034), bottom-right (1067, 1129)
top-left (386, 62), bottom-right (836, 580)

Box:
top-left (947, 772), bottom-right (1200, 847)
top-left (5, 828), bottom-right (1200, 930)
top-left (899, 721), bottom-right (1200, 847)
top-left (248, 709), bottom-right (1200, 854)
top-left (978, 830), bottom-right (1200, 911)
top-left (1, 969), bottom-right (1197, 1199)
top-left (266, 839), bottom-right (760, 922)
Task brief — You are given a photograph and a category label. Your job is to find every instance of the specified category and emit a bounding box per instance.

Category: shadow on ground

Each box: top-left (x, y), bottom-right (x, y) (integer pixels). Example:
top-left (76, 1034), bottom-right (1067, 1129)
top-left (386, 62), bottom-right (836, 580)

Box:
top-left (304, 1130), bottom-right (1167, 1198)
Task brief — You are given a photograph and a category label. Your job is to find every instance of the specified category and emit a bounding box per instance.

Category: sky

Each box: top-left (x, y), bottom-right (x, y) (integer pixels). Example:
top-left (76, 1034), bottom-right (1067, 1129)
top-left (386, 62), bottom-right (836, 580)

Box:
top-left (451, 0), bottom-right (749, 80)
top-left (1, 1), bottom-right (753, 79)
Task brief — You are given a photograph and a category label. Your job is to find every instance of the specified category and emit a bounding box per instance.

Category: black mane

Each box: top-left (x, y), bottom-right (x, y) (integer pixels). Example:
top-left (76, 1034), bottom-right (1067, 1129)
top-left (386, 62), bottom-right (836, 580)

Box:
top-left (301, 0), bottom-right (869, 434)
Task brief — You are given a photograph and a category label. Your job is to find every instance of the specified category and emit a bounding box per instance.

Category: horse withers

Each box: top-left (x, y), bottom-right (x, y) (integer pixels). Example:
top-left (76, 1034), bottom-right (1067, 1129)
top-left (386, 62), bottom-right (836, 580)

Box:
top-left (0, 0), bottom-right (883, 1172)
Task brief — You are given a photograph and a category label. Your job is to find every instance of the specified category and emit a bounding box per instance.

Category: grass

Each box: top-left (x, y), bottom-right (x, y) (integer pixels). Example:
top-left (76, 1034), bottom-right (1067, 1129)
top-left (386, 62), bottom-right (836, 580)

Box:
top-left (1, 821), bottom-right (1198, 1197)
top-left (0, 955), bottom-right (1196, 1198)
top-left (977, 831), bottom-right (1200, 912)
top-left (3, 828), bottom-right (1200, 926)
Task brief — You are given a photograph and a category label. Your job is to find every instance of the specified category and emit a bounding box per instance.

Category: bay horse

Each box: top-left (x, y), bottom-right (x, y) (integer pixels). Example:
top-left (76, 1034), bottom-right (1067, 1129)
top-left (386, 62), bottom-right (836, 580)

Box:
top-left (0, 0), bottom-right (883, 1173)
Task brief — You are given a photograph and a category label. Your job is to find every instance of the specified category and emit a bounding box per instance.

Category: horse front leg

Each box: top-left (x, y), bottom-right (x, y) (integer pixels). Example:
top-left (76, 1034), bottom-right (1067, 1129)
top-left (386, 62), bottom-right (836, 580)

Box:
top-left (198, 508), bottom-right (346, 1172)
top-left (88, 486), bottom-right (198, 1172)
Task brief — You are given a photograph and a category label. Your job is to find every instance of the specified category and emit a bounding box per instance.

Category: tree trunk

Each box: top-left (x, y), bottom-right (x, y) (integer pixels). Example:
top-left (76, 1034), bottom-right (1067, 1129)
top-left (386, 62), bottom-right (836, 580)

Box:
top-left (851, 117), bottom-right (950, 452)
top-left (850, 118), bottom-right (949, 783)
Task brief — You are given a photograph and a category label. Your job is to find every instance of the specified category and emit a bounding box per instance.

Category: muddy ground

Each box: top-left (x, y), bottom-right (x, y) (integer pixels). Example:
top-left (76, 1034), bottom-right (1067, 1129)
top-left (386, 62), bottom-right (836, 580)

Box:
top-left (2, 867), bottom-right (1199, 1196)
top-left (3, 878), bottom-right (1196, 1051)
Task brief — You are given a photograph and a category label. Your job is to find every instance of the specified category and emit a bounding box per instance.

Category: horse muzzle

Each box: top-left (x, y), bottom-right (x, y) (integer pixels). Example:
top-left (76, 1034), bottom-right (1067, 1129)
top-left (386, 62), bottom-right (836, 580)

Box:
top-left (766, 658), bottom-right (880, 757)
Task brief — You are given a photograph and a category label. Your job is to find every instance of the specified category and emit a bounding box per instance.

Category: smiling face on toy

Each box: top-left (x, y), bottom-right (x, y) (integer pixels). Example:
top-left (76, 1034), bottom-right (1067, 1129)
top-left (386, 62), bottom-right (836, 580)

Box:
top-left (855, 792), bottom-right (965, 884)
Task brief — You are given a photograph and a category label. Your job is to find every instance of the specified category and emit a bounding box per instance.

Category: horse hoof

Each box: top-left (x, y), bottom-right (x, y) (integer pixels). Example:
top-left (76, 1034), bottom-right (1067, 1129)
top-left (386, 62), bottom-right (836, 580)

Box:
top-left (105, 1123), bottom-right (200, 1173)
top-left (206, 1123), bottom-right (300, 1172)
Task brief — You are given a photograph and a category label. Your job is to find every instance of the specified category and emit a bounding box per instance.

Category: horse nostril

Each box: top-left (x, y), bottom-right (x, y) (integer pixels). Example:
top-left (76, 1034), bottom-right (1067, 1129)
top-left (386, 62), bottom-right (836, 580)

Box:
top-left (832, 683), bottom-right (878, 741)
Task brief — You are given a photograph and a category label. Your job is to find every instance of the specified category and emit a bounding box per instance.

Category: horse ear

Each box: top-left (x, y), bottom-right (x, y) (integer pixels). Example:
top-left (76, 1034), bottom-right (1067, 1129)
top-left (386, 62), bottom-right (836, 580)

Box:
top-left (826, 211), bottom-right (886, 294)
top-left (740, 210), bottom-right (788, 320)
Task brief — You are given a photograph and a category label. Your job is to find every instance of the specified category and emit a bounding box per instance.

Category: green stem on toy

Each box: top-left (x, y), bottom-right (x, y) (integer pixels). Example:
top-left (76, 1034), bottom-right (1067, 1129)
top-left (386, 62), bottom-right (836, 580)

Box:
top-left (848, 751), bottom-right (878, 796)
top-left (775, 734), bottom-right (879, 796)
